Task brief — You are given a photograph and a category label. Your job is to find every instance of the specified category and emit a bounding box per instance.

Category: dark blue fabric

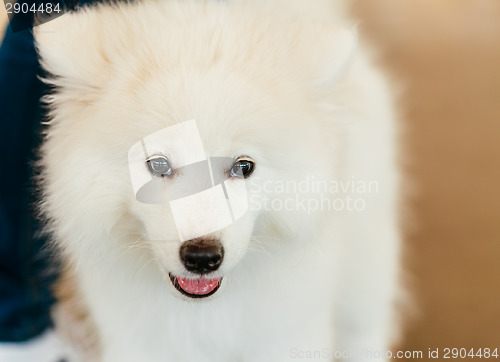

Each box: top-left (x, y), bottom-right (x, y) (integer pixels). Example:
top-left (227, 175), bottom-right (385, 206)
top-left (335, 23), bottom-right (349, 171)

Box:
top-left (0, 24), bottom-right (55, 342)
top-left (0, 0), bottom-right (101, 342)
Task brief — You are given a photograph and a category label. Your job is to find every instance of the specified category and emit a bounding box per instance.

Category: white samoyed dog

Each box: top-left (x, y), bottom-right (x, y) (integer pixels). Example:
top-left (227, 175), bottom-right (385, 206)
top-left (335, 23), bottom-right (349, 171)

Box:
top-left (35, 0), bottom-right (404, 361)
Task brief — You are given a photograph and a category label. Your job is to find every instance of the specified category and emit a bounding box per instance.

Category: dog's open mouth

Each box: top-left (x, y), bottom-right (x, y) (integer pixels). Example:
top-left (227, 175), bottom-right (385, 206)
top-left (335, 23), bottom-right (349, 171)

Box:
top-left (169, 274), bottom-right (222, 298)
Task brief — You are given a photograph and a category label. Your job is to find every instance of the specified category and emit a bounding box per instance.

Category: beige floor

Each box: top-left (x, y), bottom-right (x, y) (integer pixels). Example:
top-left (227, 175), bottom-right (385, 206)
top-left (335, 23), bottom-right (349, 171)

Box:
top-left (2, 1), bottom-right (500, 359)
top-left (351, 0), bottom-right (500, 358)
top-left (0, 8), bottom-right (6, 37)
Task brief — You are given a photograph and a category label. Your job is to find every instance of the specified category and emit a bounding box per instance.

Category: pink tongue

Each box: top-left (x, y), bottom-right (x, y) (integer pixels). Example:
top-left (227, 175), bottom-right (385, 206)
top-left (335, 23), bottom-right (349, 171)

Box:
top-left (177, 277), bottom-right (219, 295)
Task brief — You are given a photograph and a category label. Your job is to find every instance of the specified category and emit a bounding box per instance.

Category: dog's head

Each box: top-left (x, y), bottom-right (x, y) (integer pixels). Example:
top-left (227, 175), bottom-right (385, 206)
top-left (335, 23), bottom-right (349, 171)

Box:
top-left (35, 1), bottom-right (355, 299)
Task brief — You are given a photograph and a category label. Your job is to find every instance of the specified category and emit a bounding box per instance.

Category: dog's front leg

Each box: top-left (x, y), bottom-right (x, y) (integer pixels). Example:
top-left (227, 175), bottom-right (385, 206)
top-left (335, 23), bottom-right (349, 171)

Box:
top-left (333, 208), bottom-right (403, 362)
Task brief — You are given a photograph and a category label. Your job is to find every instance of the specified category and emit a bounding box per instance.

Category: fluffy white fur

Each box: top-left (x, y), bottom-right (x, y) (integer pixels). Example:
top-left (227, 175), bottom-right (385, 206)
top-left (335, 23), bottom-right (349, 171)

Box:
top-left (35, 1), bottom-right (403, 361)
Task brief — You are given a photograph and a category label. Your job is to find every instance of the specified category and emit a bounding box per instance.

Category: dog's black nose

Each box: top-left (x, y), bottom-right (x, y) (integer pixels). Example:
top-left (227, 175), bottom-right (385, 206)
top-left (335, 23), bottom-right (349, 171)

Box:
top-left (180, 239), bottom-right (224, 274)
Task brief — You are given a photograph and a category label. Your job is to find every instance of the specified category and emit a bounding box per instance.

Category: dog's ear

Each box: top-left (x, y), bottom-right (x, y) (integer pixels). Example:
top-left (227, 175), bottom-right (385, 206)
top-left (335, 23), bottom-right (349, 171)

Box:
top-left (310, 26), bottom-right (358, 88)
top-left (34, 8), bottom-right (112, 91)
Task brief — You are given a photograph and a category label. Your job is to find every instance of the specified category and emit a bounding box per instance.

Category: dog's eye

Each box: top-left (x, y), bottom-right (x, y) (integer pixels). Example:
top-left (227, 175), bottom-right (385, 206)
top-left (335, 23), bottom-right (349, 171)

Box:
top-left (146, 156), bottom-right (172, 177)
top-left (230, 158), bottom-right (255, 179)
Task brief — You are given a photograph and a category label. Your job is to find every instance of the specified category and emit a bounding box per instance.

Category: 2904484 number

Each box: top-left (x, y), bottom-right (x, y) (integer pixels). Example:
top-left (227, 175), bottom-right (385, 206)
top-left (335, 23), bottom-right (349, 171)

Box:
top-left (5, 2), bottom-right (61, 14)
top-left (443, 348), bottom-right (499, 359)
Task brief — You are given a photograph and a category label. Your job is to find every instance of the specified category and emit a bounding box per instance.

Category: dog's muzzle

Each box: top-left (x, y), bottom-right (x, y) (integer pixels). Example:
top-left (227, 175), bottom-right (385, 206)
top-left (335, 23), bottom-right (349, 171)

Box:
top-left (169, 238), bottom-right (224, 298)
